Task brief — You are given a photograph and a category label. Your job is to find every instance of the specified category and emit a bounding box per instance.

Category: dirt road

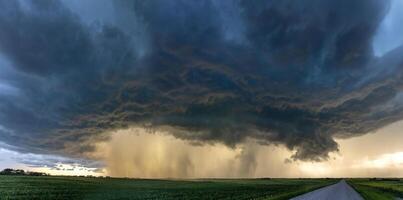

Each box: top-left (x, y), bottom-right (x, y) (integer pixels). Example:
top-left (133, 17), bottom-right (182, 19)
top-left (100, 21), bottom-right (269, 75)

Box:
top-left (290, 180), bottom-right (363, 200)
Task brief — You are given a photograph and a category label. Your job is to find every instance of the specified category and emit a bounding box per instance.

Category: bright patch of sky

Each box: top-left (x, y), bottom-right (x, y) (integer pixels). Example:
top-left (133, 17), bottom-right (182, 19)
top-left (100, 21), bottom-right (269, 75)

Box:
top-left (0, 82), bottom-right (18, 96)
top-left (373, 0), bottom-right (403, 57)
top-left (0, 146), bottom-right (104, 176)
top-left (60, 0), bottom-right (116, 25)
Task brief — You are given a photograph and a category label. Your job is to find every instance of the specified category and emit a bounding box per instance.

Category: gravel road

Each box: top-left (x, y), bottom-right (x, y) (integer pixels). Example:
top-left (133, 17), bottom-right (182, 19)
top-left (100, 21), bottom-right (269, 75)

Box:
top-left (290, 180), bottom-right (363, 200)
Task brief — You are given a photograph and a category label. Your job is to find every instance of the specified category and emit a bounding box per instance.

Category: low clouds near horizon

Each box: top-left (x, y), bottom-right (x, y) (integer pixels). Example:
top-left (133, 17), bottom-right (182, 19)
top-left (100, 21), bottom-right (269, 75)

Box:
top-left (1, 0), bottom-right (403, 165)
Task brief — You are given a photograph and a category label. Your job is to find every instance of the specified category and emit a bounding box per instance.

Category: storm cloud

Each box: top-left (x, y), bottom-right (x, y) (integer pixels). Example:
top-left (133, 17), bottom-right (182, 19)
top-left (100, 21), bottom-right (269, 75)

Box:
top-left (1, 0), bottom-right (403, 162)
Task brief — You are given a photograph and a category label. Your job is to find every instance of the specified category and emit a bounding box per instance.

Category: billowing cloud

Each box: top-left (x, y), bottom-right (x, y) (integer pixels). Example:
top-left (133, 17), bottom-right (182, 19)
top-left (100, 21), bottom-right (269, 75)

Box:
top-left (0, 0), bottom-right (403, 163)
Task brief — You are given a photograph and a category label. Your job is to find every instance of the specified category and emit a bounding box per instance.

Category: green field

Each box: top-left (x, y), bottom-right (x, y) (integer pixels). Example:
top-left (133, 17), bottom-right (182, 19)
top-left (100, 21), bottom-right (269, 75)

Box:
top-left (0, 176), bottom-right (337, 200)
top-left (348, 179), bottom-right (403, 200)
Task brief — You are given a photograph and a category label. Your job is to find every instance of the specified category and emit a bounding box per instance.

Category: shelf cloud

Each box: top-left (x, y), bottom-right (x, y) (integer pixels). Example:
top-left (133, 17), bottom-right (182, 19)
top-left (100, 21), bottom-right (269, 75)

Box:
top-left (0, 0), bottom-right (403, 163)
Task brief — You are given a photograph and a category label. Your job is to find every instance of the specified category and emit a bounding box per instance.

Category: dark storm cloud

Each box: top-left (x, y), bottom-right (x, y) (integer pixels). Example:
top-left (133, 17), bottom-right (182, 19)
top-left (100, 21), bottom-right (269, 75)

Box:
top-left (0, 0), bottom-right (402, 161)
top-left (240, 0), bottom-right (387, 70)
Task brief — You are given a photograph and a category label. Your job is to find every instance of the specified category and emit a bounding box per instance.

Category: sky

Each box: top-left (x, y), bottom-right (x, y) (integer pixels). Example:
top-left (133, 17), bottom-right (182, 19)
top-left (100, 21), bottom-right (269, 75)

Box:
top-left (0, 0), bottom-right (403, 178)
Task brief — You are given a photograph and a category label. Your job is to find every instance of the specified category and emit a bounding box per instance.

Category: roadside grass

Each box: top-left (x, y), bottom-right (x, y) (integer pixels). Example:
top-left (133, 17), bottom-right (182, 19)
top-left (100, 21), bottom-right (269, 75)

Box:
top-left (0, 176), bottom-right (337, 200)
top-left (348, 179), bottom-right (403, 200)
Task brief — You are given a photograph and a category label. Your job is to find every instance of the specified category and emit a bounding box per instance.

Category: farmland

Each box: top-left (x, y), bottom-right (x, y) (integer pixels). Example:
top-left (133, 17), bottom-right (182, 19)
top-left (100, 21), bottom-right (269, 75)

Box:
top-left (0, 176), bottom-right (336, 200)
top-left (348, 179), bottom-right (403, 200)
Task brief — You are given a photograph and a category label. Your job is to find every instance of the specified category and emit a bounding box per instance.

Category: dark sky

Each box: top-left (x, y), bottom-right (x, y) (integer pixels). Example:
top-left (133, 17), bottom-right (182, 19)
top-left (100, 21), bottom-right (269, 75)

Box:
top-left (0, 0), bottom-right (403, 163)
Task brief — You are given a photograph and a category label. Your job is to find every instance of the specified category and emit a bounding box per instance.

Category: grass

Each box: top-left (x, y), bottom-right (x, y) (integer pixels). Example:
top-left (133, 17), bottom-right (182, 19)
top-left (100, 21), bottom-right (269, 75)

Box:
top-left (0, 176), bottom-right (337, 200)
top-left (348, 178), bottom-right (403, 200)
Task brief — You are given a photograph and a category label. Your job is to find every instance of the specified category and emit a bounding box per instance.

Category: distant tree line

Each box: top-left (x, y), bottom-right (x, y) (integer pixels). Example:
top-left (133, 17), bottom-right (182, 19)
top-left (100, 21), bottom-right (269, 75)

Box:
top-left (369, 178), bottom-right (401, 181)
top-left (0, 168), bottom-right (49, 176)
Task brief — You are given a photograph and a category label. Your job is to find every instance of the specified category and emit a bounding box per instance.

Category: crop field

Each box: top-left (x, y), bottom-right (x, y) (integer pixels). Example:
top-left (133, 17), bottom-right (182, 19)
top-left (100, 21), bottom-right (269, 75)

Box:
top-left (348, 179), bottom-right (403, 200)
top-left (0, 176), bottom-right (336, 200)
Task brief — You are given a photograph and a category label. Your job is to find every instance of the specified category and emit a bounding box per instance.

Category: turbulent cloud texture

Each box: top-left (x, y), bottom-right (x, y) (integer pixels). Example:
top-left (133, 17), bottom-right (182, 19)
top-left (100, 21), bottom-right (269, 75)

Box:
top-left (1, 0), bottom-right (403, 161)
